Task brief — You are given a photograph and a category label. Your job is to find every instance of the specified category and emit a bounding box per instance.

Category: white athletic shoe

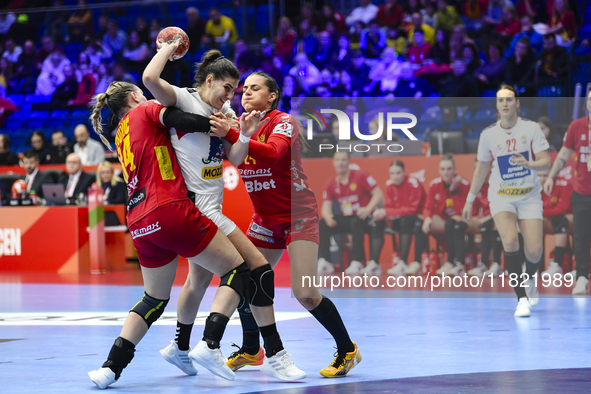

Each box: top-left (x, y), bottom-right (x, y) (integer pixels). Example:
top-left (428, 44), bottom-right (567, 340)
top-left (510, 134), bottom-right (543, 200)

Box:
top-left (524, 278), bottom-right (539, 307)
top-left (485, 262), bottom-right (503, 277)
top-left (448, 262), bottom-right (465, 276)
top-left (542, 261), bottom-right (563, 277)
top-left (468, 264), bottom-right (487, 276)
top-left (406, 261), bottom-right (421, 275)
top-left (572, 276), bottom-right (589, 295)
top-left (260, 350), bottom-right (307, 381)
top-left (345, 260), bottom-right (363, 275)
top-left (317, 258), bottom-right (335, 275)
top-left (436, 261), bottom-right (454, 275)
top-left (387, 262), bottom-right (408, 276)
top-left (514, 297), bottom-right (531, 317)
top-left (88, 367), bottom-right (116, 389)
top-left (359, 260), bottom-right (382, 275)
top-left (160, 340), bottom-right (199, 375)
top-left (189, 340), bottom-right (235, 381)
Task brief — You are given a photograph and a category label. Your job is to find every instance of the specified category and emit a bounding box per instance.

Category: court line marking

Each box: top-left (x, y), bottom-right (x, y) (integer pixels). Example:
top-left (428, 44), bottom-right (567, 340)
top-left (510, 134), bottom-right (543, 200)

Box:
top-left (0, 311), bottom-right (311, 326)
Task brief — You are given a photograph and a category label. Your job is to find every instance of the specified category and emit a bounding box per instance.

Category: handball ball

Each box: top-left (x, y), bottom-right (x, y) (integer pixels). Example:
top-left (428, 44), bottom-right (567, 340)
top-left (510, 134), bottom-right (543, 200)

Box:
top-left (157, 26), bottom-right (190, 60)
top-left (11, 180), bottom-right (28, 195)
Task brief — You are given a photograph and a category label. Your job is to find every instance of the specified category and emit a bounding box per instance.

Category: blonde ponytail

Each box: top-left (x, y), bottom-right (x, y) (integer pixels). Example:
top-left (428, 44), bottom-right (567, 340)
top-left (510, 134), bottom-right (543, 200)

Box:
top-left (89, 81), bottom-right (138, 151)
top-left (90, 92), bottom-right (112, 151)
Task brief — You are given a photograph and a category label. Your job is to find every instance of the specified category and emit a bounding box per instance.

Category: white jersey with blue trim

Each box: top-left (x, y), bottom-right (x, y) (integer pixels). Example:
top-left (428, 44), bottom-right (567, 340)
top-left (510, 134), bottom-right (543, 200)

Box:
top-left (170, 86), bottom-right (236, 195)
top-left (477, 117), bottom-right (549, 201)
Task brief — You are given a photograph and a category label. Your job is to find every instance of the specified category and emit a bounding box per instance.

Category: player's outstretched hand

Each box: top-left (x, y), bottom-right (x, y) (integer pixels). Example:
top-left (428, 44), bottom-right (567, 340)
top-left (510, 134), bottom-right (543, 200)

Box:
top-left (209, 113), bottom-right (230, 137)
top-left (543, 177), bottom-right (554, 196)
top-left (462, 202), bottom-right (473, 221)
top-left (511, 152), bottom-right (530, 168)
top-left (156, 36), bottom-right (181, 61)
top-left (240, 110), bottom-right (269, 138)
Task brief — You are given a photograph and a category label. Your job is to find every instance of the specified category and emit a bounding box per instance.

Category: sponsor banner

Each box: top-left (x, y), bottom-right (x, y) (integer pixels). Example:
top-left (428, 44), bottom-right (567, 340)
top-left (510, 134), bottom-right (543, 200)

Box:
top-left (0, 207), bottom-right (89, 272)
top-left (127, 187), bottom-right (146, 211)
top-left (250, 223), bottom-right (274, 237)
top-left (247, 230), bottom-right (274, 243)
top-left (202, 165), bottom-right (223, 179)
top-left (130, 221), bottom-right (161, 239)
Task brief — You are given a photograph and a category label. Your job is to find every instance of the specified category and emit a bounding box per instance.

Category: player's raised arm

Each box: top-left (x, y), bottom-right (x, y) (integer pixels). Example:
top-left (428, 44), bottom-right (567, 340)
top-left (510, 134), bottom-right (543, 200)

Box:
top-left (142, 34), bottom-right (181, 106)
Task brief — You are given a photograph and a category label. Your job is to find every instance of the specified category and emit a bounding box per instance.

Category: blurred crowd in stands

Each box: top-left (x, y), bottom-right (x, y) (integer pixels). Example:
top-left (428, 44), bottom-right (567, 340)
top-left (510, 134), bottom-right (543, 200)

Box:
top-left (0, 0), bottom-right (587, 156)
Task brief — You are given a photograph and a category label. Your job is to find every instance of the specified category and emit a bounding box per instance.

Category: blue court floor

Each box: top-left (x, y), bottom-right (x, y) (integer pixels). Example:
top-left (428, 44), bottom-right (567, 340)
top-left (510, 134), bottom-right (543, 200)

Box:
top-left (1, 283), bottom-right (590, 393)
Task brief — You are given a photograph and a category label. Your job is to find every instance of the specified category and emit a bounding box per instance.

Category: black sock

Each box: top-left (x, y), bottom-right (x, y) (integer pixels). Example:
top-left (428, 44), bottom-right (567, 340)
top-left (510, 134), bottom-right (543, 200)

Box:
top-left (454, 221), bottom-right (468, 264)
top-left (309, 297), bottom-right (355, 353)
top-left (554, 247), bottom-right (567, 267)
top-left (238, 296), bottom-right (260, 353)
top-left (399, 233), bottom-right (412, 263)
top-left (444, 218), bottom-right (457, 263)
top-left (504, 251), bottom-right (526, 299)
top-left (203, 313), bottom-right (229, 349)
top-left (175, 321), bottom-right (193, 351)
top-left (259, 323), bottom-right (284, 357)
top-left (525, 257), bottom-right (542, 277)
top-left (102, 336), bottom-right (135, 379)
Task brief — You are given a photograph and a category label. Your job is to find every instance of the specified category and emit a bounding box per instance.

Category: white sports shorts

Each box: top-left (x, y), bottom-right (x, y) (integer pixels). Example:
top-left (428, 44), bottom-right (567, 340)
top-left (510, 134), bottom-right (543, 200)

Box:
top-left (193, 192), bottom-right (237, 236)
top-left (489, 194), bottom-right (543, 220)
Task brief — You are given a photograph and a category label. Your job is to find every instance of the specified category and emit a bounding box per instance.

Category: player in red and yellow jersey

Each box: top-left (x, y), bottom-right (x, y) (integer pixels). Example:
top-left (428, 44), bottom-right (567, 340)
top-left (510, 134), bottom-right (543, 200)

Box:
top-left (544, 87), bottom-right (591, 295)
top-left (86, 81), bottom-right (296, 388)
top-left (373, 160), bottom-right (427, 276)
top-left (222, 72), bottom-right (361, 378)
top-left (319, 152), bottom-right (385, 276)
top-left (539, 169), bottom-right (573, 277)
top-left (422, 153), bottom-right (471, 276)
top-left (466, 161), bottom-right (503, 277)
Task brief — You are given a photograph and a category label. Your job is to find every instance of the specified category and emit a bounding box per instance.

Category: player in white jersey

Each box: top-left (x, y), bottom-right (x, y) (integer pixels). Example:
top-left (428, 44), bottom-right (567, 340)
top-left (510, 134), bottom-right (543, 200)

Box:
top-left (463, 85), bottom-right (550, 318)
top-left (143, 42), bottom-right (306, 381)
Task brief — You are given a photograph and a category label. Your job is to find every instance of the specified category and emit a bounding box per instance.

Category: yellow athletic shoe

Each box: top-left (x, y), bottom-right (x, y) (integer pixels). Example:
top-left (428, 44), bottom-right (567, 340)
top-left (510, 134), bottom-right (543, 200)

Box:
top-left (319, 342), bottom-right (362, 378)
top-left (225, 345), bottom-right (264, 371)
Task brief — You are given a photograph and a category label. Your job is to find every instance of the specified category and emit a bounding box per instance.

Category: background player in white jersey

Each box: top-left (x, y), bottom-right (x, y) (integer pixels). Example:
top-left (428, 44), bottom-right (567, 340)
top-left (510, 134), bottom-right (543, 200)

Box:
top-left (463, 85), bottom-right (550, 317)
top-left (143, 41), bottom-right (305, 381)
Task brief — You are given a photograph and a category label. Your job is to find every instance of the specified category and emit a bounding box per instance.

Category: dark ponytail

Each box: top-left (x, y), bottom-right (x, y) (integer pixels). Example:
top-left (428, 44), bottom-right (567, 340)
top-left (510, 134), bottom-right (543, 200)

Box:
top-left (247, 71), bottom-right (308, 152)
top-left (194, 49), bottom-right (240, 87)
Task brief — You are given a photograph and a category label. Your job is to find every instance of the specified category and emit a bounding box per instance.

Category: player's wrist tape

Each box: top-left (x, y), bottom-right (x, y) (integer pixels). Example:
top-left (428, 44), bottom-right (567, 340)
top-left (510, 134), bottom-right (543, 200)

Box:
top-left (467, 193), bottom-right (477, 203)
top-left (239, 133), bottom-right (251, 143)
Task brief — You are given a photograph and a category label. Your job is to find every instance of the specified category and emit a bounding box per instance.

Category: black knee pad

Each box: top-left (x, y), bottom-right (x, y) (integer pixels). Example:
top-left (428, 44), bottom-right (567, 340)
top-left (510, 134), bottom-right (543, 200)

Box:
top-left (551, 215), bottom-right (569, 234)
top-left (399, 216), bottom-right (416, 234)
top-left (130, 292), bottom-right (169, 328)
top-left (248, 263), bottom-right (275, 307)
top-left (220, 262), bottom-right (250, 298)
top-left (480, 218), bottom-right (494, 234)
